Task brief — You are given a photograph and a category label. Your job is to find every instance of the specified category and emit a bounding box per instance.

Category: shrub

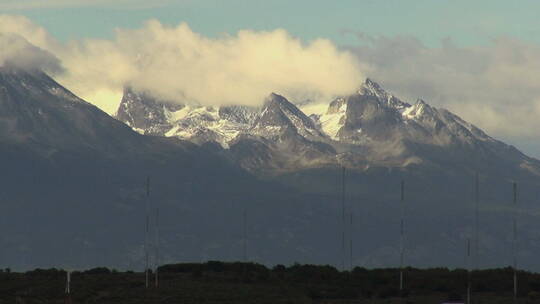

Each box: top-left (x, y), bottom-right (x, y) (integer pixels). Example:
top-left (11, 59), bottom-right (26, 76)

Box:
top-left (84, 267), bottom-right (111, 275)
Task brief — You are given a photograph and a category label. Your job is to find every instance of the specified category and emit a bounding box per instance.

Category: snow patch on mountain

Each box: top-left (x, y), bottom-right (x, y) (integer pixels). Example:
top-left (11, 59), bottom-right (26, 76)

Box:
top-left (164, 106), bottom-right (255, 148)
top-left (319, 97), bottom-right (347, 140)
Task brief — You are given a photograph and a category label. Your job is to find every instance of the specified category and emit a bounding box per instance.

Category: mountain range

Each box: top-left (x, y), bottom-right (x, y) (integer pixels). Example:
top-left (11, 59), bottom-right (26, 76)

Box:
top-left (1, 65), bottom-right (540, 272)
top-left (116, 78), bottom-right (540, 178)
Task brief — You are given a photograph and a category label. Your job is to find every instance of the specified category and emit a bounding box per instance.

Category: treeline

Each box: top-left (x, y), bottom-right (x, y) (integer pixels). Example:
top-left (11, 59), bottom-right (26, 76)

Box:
top-left (1, 262), bottom-right (540, 303)
top-left (159, 262), bottom-right (540, 300)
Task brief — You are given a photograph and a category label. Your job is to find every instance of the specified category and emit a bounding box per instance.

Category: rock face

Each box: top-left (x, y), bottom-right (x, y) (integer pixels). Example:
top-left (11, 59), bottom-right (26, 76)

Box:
top-left (250, 93), bottom-right (325, 140)
top-left (116, 88), bottom-right (258, 148)
top-left (115, 79), bottom-right (540, 176)
top-left (116, 87), bottom-right (183, 136)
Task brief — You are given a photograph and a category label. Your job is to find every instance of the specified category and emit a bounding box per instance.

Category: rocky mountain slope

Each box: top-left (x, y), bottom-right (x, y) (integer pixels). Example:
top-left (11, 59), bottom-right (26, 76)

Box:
top-left (3, 66), bottom-right (540, 273)
top-left (117, 87), bottom-right (258, 148)
top-left (115, 79), bottom-right (540, 177)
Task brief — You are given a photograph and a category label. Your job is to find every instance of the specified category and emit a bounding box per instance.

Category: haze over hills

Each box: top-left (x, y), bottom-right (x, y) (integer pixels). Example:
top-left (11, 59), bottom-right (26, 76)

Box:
top-left (1, 66), bottom-right (540, 273)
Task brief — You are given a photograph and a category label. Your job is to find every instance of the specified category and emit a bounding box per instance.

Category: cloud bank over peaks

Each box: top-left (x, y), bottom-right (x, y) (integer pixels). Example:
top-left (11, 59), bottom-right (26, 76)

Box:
top-left (0, 15), bottom-right (365, 114)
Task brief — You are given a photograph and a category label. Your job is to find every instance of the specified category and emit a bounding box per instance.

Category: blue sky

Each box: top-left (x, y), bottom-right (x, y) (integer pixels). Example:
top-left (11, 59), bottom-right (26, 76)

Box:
top-left (7, 0), bottom-right (540, 47)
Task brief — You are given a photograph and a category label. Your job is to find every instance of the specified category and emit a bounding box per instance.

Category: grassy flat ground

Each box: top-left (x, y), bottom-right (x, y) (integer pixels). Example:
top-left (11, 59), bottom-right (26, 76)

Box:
top-left (1, 262), bottom-right (539, 303)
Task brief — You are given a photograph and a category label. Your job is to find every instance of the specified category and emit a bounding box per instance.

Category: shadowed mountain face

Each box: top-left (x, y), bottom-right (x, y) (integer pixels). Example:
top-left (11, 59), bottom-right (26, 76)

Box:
top-left (0, 67), bottom-right (140, 153)
top-left (2, 67), bottom-right (540, 272)
top-left (0, 67), bottom-right (267, 270)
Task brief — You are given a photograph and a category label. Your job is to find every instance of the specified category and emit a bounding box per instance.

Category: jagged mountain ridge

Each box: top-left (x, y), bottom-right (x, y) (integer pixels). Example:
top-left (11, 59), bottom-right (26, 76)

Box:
top-left (115, 79), bottom-right (540, 176)
top-left (116, 87), bottom-right (259, 148)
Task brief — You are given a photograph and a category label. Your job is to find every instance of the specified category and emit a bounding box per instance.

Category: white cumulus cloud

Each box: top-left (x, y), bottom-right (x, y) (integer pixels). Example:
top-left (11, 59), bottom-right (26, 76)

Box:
top-left (0, 15), bottom-right (365, 114)
top-left (0, 33), bottom-right (61, 72)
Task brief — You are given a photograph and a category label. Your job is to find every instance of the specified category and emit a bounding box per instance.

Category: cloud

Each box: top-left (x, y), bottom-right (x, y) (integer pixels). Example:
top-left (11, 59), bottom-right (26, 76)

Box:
top-left (348, 34), bottom-right (540, 154)
top-left (0, 15), bottom-right (60, 49)
top-left (0, 33), bottom-right (62, 73)
top-left (3, 15), bottom-right (538, 157)
top-left (0, 15), bottom-right (364, 114)
top-left (0, 0), bottom-right (171, 10)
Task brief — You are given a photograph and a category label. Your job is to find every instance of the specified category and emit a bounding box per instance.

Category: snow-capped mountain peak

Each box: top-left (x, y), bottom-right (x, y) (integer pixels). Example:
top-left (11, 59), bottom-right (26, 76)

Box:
top-left (250, 93), bottom-right (324, 140)
top-left (114, 79), bottom-right (539, 175)
top-left (115, 87), bottom-right (260, 148)
top-left (360, 78), bottom-right (410, 111)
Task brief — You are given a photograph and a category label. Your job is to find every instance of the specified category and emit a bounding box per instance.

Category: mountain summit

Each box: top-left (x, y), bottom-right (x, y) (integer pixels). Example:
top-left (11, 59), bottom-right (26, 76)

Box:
top-left (115, 78), bottom-right (540, 176)
top-left (0, 66), bottom-right (146, 154)
top-left (250, 93), bottom-right (326, 140)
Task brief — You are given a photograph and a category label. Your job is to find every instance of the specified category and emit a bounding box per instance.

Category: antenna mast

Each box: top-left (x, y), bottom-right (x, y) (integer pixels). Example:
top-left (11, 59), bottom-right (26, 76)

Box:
top-left (64, 270), bottom-right (72, 304)
top-left (474, 172), bottom-right (480, 270)
top-left (350, 212), bottom-right (353, 271)
top-left (65, 271), bottom-right (71, 294)
top-left (243, 207), bottom-right (247, 263)
top-left (145, 176), bottom-right (150, 289)
top-left (513, 182), bottom-right (518, 303)
top-left (155, 207), bottom-right (160, 288)
top-left (341, 166), bottom-right (346, 271)
top-left (467, 238), bottom-right (471, 304)
top-left (399, 179), bottom-right (405, 293)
